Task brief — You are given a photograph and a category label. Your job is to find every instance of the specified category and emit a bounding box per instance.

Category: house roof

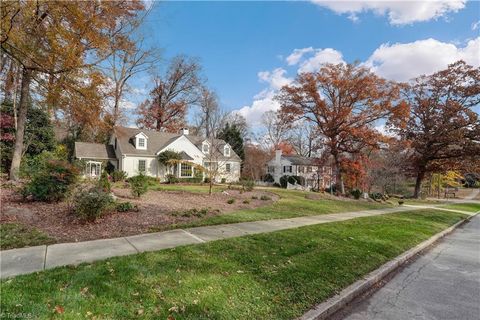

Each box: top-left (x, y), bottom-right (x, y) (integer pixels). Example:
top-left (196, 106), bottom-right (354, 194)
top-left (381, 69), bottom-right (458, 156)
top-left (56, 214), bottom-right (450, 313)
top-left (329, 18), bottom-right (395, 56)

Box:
top-left (75, 142), bottom-right (116, 160)
top-left (179, 151), bottom-right (194, 161)
top-left (114, 126), bottom-right (241, 161)
top-left (185, 135), bottom-right (242, 161)
top-left (269, 154), bottom-right (321, 166)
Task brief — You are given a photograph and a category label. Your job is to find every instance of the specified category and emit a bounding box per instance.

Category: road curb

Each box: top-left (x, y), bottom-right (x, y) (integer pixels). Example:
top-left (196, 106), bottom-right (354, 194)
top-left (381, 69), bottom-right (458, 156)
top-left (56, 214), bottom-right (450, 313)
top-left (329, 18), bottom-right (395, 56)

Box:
top-left (299, 211), bottom-right (479, 320)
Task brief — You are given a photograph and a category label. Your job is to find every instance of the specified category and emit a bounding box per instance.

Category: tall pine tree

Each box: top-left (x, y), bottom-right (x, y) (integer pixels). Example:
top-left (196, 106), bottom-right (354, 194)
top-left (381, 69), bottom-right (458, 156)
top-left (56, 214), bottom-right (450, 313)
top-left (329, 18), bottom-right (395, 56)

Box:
top-left (218, 123), bottom-right (245, 160)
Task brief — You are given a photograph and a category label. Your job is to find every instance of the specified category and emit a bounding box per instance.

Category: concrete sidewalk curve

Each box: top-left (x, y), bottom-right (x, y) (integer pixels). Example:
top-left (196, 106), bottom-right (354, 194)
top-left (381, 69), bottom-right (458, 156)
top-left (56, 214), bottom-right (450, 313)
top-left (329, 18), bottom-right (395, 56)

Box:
top-left (0, 205), bottom-right (474, 279)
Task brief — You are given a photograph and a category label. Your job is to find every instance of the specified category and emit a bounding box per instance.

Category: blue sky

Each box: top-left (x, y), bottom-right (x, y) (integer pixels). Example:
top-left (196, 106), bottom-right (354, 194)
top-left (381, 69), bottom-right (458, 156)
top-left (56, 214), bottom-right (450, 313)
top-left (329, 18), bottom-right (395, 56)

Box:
top-left (125, 0), bottom-right (480, 128)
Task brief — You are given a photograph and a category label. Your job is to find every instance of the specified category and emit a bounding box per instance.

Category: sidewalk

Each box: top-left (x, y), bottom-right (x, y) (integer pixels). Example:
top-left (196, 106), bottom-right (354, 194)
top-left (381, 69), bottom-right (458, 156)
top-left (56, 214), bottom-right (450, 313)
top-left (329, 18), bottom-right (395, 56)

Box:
top-left (0, 204), bottom-right (472, 279)
top-left (336, 214), bottom-right (480, 320)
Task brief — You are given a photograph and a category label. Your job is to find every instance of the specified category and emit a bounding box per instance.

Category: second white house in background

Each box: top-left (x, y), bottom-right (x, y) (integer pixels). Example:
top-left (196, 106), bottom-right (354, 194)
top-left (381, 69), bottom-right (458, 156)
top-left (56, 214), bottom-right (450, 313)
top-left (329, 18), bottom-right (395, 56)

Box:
top-left (266, 150), bottom-right (334, 190)
top-left (75, 126), bottom-right (241, 182)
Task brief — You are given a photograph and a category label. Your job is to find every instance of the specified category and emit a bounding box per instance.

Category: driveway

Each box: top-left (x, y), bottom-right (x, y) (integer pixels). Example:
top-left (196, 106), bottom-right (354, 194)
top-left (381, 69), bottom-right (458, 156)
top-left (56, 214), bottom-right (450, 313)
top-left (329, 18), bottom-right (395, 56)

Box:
top-left (337, 215), bottom-right (480, 320)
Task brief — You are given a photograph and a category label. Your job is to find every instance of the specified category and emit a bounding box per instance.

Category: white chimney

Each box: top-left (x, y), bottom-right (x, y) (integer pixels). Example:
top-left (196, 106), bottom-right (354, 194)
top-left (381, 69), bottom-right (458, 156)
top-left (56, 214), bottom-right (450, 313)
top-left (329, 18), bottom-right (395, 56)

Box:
top-left (275, 149), bottom-right (282, 163)
top-left (181, 128), bottom-right (189, 135)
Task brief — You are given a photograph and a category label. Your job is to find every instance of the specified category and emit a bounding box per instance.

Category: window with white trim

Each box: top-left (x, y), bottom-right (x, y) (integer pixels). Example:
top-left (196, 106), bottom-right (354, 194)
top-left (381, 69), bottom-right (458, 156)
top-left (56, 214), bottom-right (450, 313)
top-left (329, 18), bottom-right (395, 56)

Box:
top-left (224, 145), bottom-right (230, 157)
top-left (268, 166), bottom-right (275, 173)
top-left (225, 163), bottom-right (231, 173)
top-left (202, 142), bottom-right (209, 154)
top-left (138, 160), bottom-right (146, 173)
top-left (138, 138), bottom-right (145, 148)
top-left (86, 161), bottom-right (101, 177)
top-left (180, 163), bottom-right (193, 177)
top-left (283, 165), bottom-right (292, 173)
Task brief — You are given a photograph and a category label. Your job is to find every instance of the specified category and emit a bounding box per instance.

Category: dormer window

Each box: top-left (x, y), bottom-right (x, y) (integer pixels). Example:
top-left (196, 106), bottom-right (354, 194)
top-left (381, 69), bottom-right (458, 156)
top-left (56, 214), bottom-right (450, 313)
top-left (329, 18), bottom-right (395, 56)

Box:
top-left (202, 142), bottom-right (210, 154)
top-left (224, 145), bottom-right (231, 157)
top-left (135, 132), bottom-right (148, 150)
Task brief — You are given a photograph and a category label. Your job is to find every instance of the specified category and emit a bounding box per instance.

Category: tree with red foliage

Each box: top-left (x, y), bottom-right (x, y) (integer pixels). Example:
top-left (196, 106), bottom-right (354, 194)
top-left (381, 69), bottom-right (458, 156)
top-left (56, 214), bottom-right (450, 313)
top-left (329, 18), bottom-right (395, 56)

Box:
top-left (277, 62), bottom-right (402, 194)
top-left (389, 61), bottom-right (480, 198)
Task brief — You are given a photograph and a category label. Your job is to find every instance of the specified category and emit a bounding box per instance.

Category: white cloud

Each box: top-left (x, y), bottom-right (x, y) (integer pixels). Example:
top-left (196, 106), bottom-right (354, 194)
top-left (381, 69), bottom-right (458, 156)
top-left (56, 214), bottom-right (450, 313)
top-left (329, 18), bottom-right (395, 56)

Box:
top-left (258, 68), bottom-right (293, 90)
top-left (310, 0), bottom-right (466, 25)
top-left (286, 47), bottom-right (314, 65)
top-left (235, 90), bottom-right (280, 126)
top-left (472, 20), bottom-right (480, 30)
top-left (365, 37), bottom-right (480, 81)
top-left (298, 48), bottom-right (345, 73)
top-left (234, 36), bottom-right (479, 129)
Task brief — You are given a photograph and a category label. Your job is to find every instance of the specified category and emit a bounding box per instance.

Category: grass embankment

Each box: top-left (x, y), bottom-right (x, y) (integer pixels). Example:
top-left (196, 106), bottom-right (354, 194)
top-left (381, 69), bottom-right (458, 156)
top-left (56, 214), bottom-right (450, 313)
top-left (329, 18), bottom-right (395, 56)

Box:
top-left (1, 209), bottom-right (466, 319)
top-left (441, 202), bottom-right (480, 213)
top-left (154, 188), bottom-right (392, 230)
top-left (0, 223), bottom-right (55, 250)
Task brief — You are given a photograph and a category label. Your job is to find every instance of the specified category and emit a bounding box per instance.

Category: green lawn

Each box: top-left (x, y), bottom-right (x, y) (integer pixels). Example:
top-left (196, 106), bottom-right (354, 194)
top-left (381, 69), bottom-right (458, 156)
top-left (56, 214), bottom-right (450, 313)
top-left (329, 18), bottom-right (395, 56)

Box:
top-left (153, 188), bottom-right (393, 231)
top-left (0, 223), bottom-right (56, 250)
top-left (1, 209), bottom-right (466, 319)
top-left (440, 202), bottom-right (480, 213)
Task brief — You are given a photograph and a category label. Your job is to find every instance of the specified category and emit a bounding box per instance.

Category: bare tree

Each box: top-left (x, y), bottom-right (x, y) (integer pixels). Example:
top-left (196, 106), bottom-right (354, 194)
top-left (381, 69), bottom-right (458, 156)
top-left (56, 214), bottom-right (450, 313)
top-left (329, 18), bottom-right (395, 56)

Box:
top-left (195, 87), bottom-right (221, 138)
top-left (289, 120), bottom-right (323, 157)
top-left (261, 110), bottom-right (290, 151)
top-left (136, 55), bottom-right (203, 132)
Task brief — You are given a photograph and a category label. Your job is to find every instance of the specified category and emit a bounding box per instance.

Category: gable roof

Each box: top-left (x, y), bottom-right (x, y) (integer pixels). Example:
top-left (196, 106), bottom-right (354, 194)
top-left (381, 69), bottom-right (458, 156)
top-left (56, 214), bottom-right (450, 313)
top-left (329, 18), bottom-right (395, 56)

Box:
top-left (114, 126), bottom-right (241, 161)
top-left (75, 142), bottom-right (116, 160)
top-left (268, 154), bottom-right (321, 166)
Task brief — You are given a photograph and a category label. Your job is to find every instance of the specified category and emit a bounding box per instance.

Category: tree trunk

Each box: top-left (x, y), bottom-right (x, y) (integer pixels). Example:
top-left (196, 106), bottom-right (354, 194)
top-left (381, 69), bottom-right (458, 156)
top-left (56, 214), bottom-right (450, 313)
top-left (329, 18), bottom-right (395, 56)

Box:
top-left (333, 153), bottom-right (345, 195)
top-left (9, 67), bottom-right (32, 181)
top-left (413, 166), bottom-right (426, 199)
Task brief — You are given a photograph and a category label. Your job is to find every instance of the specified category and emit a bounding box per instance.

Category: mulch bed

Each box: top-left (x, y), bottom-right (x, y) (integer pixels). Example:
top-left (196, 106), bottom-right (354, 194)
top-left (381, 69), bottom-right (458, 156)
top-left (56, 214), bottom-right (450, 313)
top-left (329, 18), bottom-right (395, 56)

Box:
top-left (0, 186), bottom-right (278, 244)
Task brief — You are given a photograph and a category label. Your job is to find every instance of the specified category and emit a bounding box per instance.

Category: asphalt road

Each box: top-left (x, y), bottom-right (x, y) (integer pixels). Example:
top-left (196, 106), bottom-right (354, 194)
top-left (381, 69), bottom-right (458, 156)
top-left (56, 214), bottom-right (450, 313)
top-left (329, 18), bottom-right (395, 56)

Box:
top-left (339, 214), bottom-right (480, 320)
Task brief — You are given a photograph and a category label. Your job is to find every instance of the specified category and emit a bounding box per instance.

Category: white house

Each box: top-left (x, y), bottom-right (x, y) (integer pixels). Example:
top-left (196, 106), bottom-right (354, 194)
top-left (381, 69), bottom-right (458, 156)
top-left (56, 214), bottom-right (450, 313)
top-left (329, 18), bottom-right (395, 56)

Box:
top-left (266, 150), bottom-right (334, 190)
top-left (74, 126), bottom-right (241, 182)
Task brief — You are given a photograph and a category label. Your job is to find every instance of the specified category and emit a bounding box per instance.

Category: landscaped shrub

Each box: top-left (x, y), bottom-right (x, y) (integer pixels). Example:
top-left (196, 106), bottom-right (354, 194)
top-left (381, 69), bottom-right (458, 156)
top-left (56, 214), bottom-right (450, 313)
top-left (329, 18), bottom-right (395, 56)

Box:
top-left (98, 170), bottom-right (111, 192)
top-left (350, 188), bottom-right (362, 200)
top-left (221, 178), bottom-right (226, 184)
top-left (166, 174), bottom-right (179, 184)
top-left (227, 198), bottom-right (235, 204)
top-left (251, 195), bottom-right (258, 200)
top-left (260, 195), bottom-right (271, 201)
top-left (240, 179), bottom-right (254, 191)
top-left (73, 187), bottom-right (114, 221)
top-left (129, 173), bottom-right (149, 198)
top-left (242, 199), bottom-right (250, 204)
top-left (398, 200), bottom-right (404, 206)
top-left (111, 170), bottom-right (127, 182)
top-left (204, 177), bottom-right (211, 183)
top-left (172, 208), bottom-right (209, 218)
top-left (22, 160), bottom-right (79, 202)
top-left (263, 173), bottom-right (274, 183)
top-left (116, 201), bottom-right (137, 212)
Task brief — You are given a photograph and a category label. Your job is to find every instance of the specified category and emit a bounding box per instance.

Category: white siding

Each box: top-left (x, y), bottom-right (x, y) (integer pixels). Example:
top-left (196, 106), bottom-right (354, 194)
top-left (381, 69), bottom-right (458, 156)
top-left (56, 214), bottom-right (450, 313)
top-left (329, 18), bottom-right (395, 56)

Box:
top-left (158, 135), bottom-right (204, 166)
top-left (122, 156), bottom-right (158, 177)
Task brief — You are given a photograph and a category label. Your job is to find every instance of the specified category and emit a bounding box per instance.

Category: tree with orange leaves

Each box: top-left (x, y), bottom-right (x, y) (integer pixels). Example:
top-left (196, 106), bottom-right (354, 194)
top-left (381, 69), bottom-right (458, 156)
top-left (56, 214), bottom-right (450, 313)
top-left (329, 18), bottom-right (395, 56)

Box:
top-left (277, 62), bottom-right (403, 194)
top-left (390, 61), bottom-right (480, 198)
top-left (1, 0), bottom-right (145, 180)
top-left (136, 55), bottom-right (203, 132)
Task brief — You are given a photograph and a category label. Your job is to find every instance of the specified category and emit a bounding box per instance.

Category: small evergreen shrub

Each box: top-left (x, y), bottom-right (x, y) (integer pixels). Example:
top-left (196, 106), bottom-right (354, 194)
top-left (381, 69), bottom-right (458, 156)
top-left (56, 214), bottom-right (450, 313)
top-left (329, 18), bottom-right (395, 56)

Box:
top-left (263, 173), bottom-right (274, 183)
top-left (111, 170), bottom-right (127, 182)
top-left (204, 177), bottom-right (211, 183)
top-left (166, 174), bottom-right (179, 184)
top-left (172, 208), bottom-right (209, 218)
top-left (398, 200), bottom-right (404, 206)
top-left (116, 201), bottom-right (136, 212)
top-left (260, 195), bottom-right (272, 201)
top-left (98, 170), bottom-right (111, 192)
top-left (251, 195), bottom-right (258, 200)
top-left (129, 173), bottom-right (149, 198)
top-left (242, 199), bottom-right (250, 204)
top-left (240, 179), bottom-right (254, 191)
top-left (73, 187), bottom-right (114, 221)
top-left (22, 160), bottom-right (78, 202)
top-left (227, 198), bottom-right (235, 204)
top-left (221, 178), bottom-right (226, 184)
top-left (350, 188), bottom-right (362, 200)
